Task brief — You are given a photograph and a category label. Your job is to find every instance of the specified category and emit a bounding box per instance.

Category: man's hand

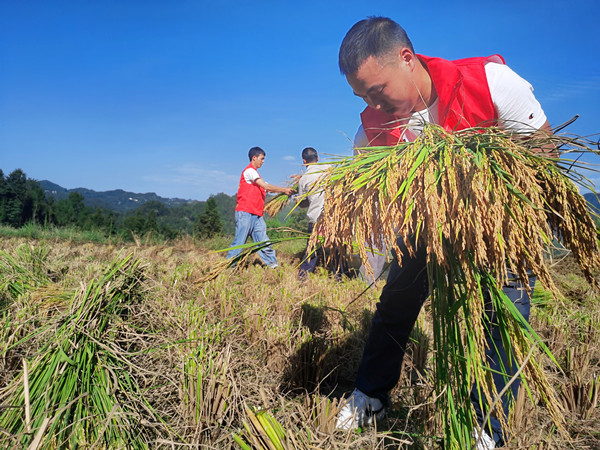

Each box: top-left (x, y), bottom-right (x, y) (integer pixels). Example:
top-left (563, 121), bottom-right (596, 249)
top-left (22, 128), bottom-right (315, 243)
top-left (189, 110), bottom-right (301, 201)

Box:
top-left (525, 120), bottom-right (559, 158)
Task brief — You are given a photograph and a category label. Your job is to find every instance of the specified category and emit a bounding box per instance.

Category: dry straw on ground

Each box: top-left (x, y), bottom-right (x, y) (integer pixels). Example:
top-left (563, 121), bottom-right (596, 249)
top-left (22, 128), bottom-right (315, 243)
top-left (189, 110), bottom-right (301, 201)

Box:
top-left (0, 228), bottom-right (598, 447)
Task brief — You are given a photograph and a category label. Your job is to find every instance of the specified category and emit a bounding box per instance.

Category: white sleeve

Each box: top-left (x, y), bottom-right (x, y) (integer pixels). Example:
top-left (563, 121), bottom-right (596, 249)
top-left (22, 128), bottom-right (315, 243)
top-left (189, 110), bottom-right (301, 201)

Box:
top-left (243, 167), bottom-right (261, 184)
top-left (485, 62), bottom-right (547, 134)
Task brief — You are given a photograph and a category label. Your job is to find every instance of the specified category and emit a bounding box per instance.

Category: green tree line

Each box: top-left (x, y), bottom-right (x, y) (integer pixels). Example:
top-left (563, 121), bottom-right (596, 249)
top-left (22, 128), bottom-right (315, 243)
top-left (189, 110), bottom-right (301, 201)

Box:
top-left (0, 169), bottom-right (307, 240)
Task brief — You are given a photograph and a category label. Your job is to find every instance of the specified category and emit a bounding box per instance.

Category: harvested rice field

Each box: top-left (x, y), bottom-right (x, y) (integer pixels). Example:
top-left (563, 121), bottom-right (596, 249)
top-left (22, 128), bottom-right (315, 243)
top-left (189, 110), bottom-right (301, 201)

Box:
top-left (0, 231), bottom-right (598, 449)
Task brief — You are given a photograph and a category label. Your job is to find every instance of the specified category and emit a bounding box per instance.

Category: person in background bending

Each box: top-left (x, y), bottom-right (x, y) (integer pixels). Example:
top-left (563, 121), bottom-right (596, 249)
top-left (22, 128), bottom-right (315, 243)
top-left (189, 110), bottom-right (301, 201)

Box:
top-left (335, 16), bottom-right (555, 450)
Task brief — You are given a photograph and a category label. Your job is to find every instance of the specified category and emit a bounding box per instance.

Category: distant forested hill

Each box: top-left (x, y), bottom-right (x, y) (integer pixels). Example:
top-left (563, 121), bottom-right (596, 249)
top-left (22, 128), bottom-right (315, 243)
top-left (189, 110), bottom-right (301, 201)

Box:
top-left (584, 192), bottom-right (599, 211)
top-left (39, 180), bottom-right (239, 234)
top-left (40, 180), bottom-right (192, 213)
top-left (29, 179), bottom-right (600, 237)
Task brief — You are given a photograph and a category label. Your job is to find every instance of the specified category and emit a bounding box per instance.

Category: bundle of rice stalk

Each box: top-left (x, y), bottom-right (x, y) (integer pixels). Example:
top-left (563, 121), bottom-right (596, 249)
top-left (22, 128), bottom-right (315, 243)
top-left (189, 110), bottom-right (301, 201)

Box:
top-left (0, 249), bottom-right (50, 303)
top-left (311, 124), bottom-right (599, 448)
top-left (196, 229), bottom-right (309, 283)
top-left (233, 404), bottom-right (310, 450)
top-left (264, 182), bottom-right (298, 218)
top-left (0, 254), bottom-right (162, 448)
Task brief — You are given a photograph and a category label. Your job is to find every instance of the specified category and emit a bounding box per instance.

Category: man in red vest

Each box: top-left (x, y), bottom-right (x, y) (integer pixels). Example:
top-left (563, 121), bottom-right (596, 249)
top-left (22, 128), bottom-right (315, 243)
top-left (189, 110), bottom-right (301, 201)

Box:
top-left (335, 17), bottom-right (555, 449)
top-left (228, 146), bottom-right (293, 268)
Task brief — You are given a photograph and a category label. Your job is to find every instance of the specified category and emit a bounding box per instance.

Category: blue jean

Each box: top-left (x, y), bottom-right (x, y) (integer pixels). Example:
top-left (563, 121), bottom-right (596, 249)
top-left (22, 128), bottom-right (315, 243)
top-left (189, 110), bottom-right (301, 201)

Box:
top-left (355, 236), bottom-right (531, 446)
top-left (470, 274), bottom-right (533, 446)
top-left (227, 211), bottom-right (278, 267)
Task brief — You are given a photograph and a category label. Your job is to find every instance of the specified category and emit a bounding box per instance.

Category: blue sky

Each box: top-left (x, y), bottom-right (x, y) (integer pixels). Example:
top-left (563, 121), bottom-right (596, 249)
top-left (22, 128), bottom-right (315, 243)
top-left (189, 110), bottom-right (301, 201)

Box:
top-left (1, 0), bottom-right (599, 201)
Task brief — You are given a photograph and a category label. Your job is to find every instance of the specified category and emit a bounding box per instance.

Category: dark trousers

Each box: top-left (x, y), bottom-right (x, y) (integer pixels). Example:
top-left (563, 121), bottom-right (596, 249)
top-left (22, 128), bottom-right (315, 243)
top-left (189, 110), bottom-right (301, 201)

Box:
top-left (299, 223), bottom-right (346, 279)
top-left (355, 237), bottom-right (532, 446)
top-left (299, 224), bottom-right (319, 277)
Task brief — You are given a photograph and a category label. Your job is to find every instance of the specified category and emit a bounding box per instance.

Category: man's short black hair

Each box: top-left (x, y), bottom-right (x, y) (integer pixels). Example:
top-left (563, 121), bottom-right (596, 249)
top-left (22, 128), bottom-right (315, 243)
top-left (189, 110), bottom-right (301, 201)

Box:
top-left (248, 146), bottom-right (266, 161)
top-left (301, 147), bottom-right (318, 163)
top-left (339, 16), bottom-right (414, 76)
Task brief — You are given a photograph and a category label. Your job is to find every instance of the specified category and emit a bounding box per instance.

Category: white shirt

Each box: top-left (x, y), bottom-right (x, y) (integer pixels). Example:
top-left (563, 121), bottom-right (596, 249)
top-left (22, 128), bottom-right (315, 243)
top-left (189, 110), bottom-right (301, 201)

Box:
top-left (242, 167), bottom-right (261, 184)
top-left (485, 62), bottom-right (547, 133)
top-left (298, 163), bottom-right (332, 224)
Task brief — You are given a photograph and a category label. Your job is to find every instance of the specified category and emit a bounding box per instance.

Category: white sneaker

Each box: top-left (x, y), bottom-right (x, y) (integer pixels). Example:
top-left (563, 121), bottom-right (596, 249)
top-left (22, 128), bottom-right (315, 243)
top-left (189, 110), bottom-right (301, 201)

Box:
top-left (336, 388), bottom-right (386, 430)
top-left (473, 429), bottom-right (496, 450)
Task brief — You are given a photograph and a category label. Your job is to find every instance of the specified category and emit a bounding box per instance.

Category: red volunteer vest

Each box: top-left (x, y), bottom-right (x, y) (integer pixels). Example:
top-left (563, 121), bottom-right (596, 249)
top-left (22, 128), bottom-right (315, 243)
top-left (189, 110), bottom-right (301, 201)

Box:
top-left (235, 163), bottom-right (266, 216)
top-left (361, 54), bottom-right (504, 146)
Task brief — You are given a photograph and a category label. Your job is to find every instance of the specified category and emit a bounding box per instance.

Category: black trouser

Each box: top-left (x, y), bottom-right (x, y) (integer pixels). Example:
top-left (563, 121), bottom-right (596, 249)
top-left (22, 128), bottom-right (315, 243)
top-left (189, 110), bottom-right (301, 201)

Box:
top-left (299, 223), bottom-right (346, 279)
top-left (355, 236), bottom-right (532, 446)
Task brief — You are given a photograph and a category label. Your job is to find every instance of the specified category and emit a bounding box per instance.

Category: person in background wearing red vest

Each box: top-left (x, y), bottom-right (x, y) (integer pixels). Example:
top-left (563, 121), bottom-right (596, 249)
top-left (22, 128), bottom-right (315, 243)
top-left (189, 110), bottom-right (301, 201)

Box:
top-left (228, 146), bottom-right (293, 268)
top-left (335, 17), bottom-right (556, 449)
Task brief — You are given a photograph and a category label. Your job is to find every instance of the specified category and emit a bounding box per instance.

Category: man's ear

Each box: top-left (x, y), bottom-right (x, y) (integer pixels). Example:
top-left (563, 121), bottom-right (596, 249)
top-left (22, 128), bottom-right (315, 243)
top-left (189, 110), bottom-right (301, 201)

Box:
top-left (399, 47), bottom-right (416, 69)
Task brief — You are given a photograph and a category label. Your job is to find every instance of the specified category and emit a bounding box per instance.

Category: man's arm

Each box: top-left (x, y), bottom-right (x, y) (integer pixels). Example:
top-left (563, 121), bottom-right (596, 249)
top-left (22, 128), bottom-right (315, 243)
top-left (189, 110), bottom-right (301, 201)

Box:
top-left (255, 178), bottom-right (293, 196)
top-left (511, 120), bottom-right (559, 158)
top-left (531, 120), bottom-right (559, 158)
top-left (485, 63), bottom-right (558, 158)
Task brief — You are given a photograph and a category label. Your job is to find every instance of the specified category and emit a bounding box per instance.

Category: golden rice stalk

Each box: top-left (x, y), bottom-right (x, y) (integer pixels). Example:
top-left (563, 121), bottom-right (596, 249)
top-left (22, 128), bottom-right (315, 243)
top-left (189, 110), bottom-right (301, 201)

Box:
top-left (312, 125), bottom-right (599, 295)
top-left (309, 124), bottom-right (599, 446)
top-left (264, 183), bottom-right (298, 218)
top-left (195, 230), bottom-right (307, 283)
